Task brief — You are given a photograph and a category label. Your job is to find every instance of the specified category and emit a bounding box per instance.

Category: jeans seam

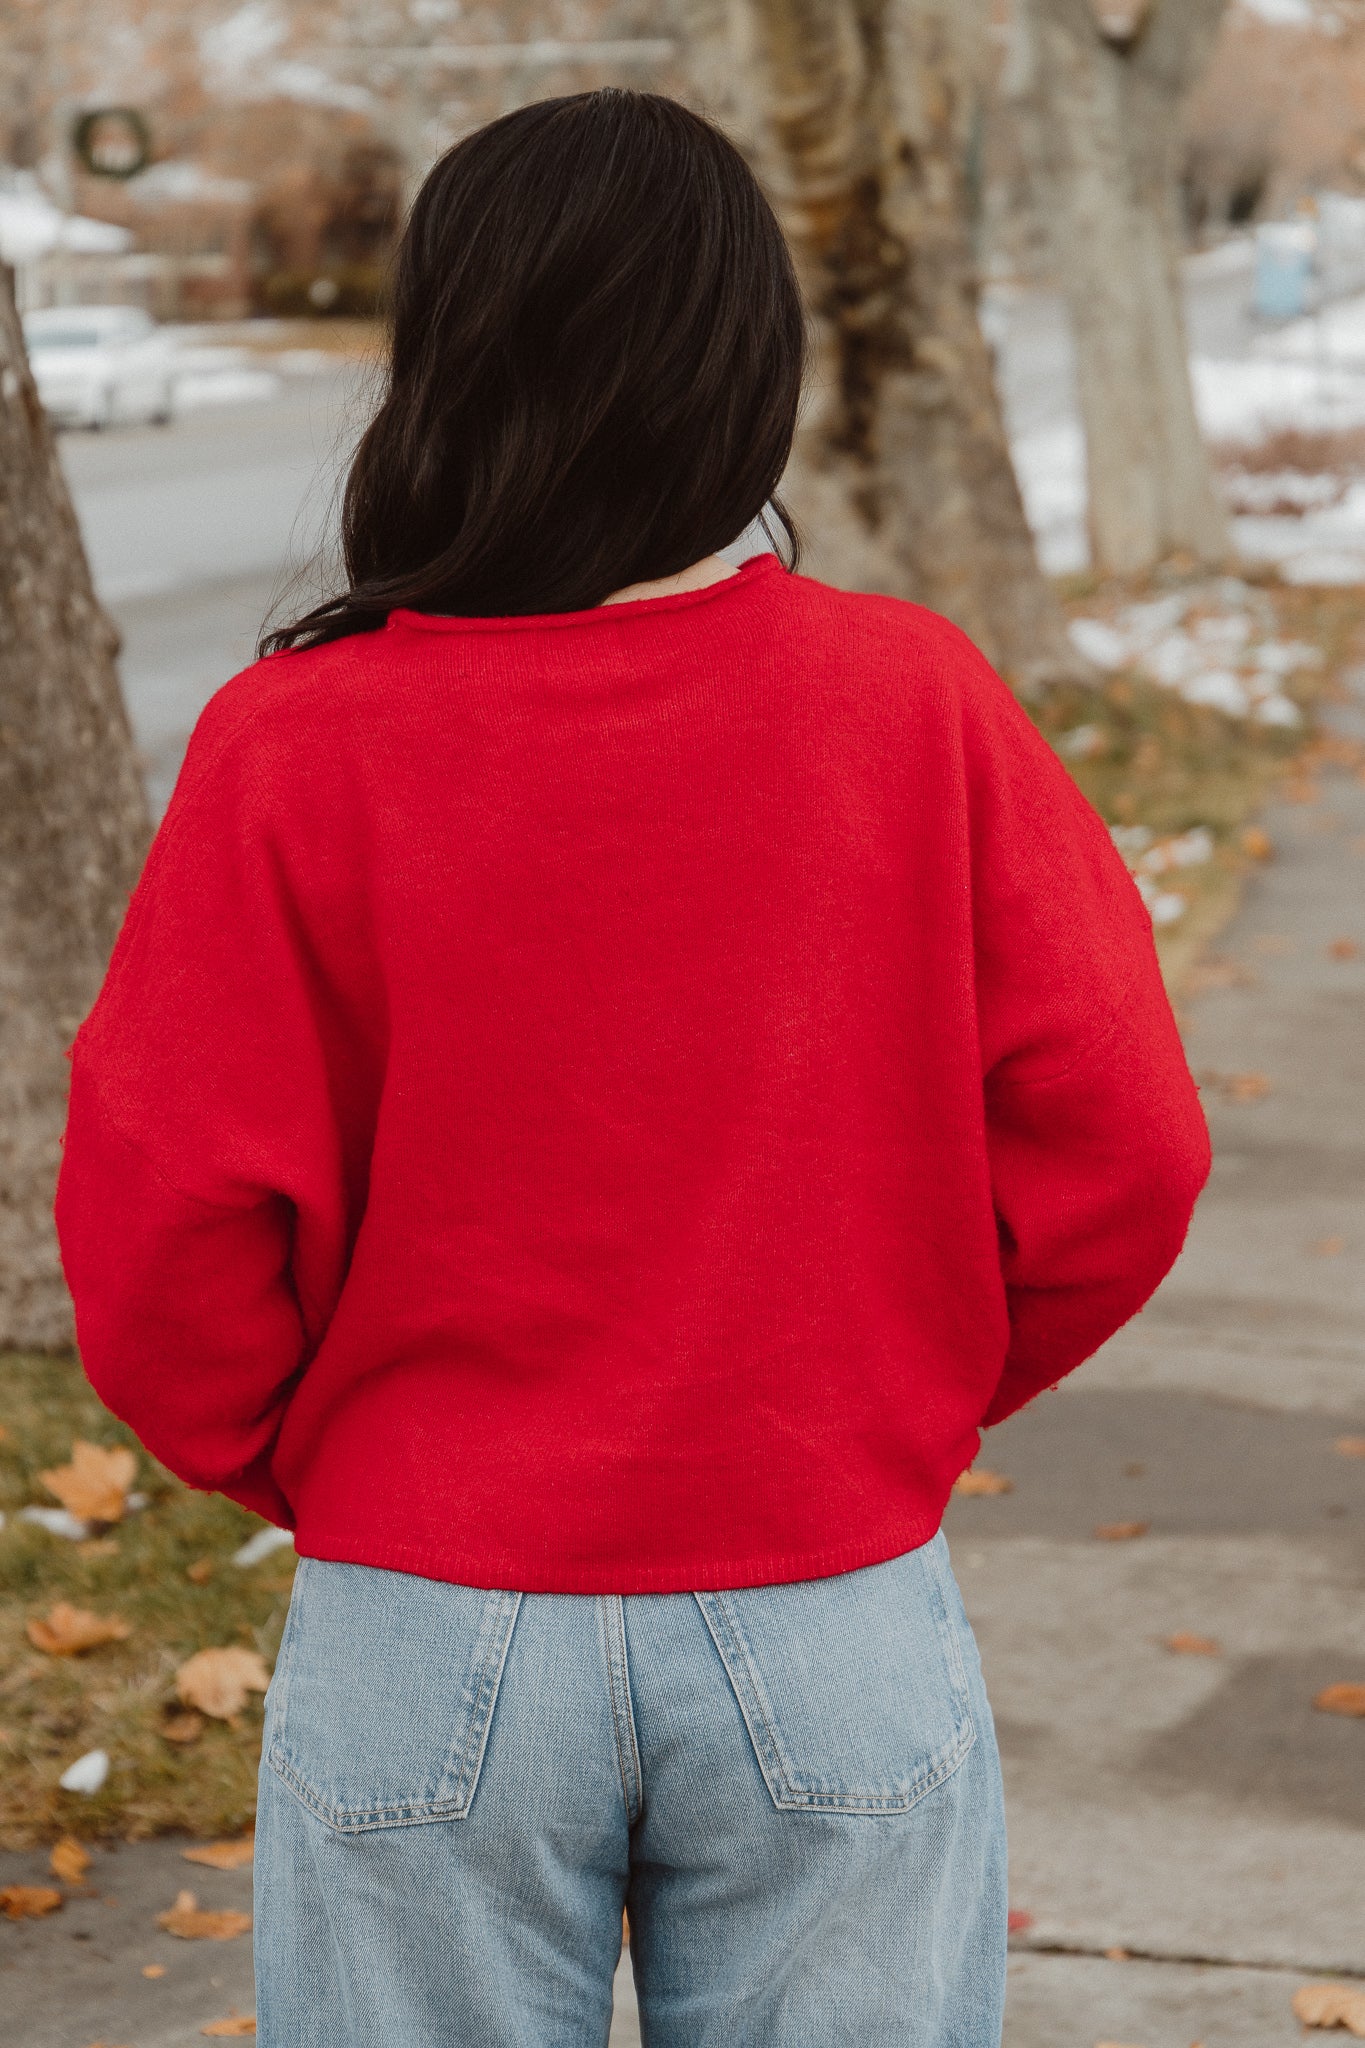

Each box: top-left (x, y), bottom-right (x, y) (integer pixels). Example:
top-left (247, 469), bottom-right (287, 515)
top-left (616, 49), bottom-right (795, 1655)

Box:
top-left (600, 1594), bottom-right (642, 1823)
top-left (694, 1591), bottom-right (797, 1803)
top-left (265, 1581), bottom-right (521, 1830)
top-left (697, 1574), bottom-right (979, 1816)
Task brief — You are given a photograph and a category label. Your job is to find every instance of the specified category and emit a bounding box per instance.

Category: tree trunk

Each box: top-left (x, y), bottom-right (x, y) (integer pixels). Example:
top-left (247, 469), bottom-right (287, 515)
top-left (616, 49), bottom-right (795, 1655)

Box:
top-left (0, 267), bottom-right (151, 1349)
top-left (1010, 0), bottom-right (1232, 576)
top-left (679, 0), bottom-right (1084, 694)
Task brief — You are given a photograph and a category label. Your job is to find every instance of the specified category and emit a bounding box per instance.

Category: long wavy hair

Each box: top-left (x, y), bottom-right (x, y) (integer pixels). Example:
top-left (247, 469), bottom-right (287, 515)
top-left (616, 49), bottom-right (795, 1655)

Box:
top-left (262, 90), bottom-right (806, 650)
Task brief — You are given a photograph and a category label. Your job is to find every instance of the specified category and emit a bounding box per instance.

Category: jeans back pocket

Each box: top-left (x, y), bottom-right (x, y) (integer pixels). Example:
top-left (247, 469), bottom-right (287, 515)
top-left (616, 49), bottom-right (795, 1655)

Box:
top-left (265, 1559), bottom-right (521, 1833)
top-left (695, 1534), bottom-right (975, 1815)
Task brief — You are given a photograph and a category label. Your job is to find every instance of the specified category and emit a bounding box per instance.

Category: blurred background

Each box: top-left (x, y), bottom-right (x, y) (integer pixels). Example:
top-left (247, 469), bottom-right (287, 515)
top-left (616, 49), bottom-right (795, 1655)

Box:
top-left (5, 0), bottom-right (1365, 804)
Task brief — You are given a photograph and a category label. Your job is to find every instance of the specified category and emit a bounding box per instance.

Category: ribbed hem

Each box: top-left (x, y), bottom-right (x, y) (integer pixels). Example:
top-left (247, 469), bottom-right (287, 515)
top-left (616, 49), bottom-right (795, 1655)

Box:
top-left (289, 1495), bottom-right (953, 1595)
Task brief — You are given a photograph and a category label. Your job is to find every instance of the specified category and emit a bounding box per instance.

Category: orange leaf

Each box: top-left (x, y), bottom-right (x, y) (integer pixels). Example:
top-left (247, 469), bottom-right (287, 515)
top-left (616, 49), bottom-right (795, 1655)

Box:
top-left (1240, 826), bottom-right (1274, 860)
top-left (201, 2018), bottom-right (257, 2038)
top-left (142, 1964), bottom-right (167, 1978)
top-left (26, 1603), bottom-right (131, 1657)
top-left (1292, 1981), bottom-right (1365, 2033)
top-left (1165, 1631), bottom-right (1221, 1656)
top-left (1314, 1683), bottom-right (1365, 1719)
top-left (49, 1835), bottom-right (92, 1883)
top-left (0, 1884), bottom-right (63, 1919)
top-left (1312, 1236), bottom-right (1346, 1258)
top-left (1335, 1437), bottom-right (1365, 1459)
top-left (954, 1468), bottom-right (1014, 1497)
top-left (1328, 938), bottom-right (1361, 961)
top-left (1225, 1071), bottom-right (1271, 1102)
top-left (39, 1441), bottom-right (136, 1524)
top-left (183, 1838), bottom-right (254, 1870)
top-left (176, 1647), bottom-right (270, 1722)
top-left (1094, 1521), bottom-right (1148, 1541)
top-left (162, 1711), bottom-right (205, 1746)
top-left (156, 1889), bottom-right (251, 1941)
top-left (186, 1558), bottom-right (214, 1585)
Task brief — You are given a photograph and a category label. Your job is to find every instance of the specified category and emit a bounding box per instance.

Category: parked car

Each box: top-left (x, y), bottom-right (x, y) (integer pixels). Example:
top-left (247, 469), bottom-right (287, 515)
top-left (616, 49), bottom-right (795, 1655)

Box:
top-left (22, 305), bottom-right (177, 429)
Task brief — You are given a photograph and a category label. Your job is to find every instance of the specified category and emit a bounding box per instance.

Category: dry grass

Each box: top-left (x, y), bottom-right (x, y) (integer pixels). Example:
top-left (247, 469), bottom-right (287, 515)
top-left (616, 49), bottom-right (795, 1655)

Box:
top-left (0, 1351), bottom-right (291, 1848)
top-left (1043, 575), bottom-right (1365, 987)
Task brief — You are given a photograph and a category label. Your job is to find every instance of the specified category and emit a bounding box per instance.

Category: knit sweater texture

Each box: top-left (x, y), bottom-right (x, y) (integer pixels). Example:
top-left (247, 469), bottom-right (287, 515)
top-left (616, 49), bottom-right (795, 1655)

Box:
top-left (55, 555), bottom-right (1209, 1592)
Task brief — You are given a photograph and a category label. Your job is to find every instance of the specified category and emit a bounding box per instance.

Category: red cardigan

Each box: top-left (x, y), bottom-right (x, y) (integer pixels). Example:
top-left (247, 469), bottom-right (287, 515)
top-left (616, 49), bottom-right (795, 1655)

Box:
top-left (55, 556), bottom-right (1208, 1592)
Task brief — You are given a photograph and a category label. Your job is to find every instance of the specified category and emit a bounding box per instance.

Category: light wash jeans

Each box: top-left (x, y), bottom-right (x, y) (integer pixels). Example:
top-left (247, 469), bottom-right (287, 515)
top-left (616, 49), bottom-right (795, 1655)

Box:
top-left (255, 1533), bottom-right (1006, 2047)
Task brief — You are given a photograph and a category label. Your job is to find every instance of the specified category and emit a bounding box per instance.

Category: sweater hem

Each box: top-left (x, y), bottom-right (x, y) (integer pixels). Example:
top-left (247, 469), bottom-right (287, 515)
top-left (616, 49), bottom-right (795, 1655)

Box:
top-left (289, 1504), bottom-right (954, 1595)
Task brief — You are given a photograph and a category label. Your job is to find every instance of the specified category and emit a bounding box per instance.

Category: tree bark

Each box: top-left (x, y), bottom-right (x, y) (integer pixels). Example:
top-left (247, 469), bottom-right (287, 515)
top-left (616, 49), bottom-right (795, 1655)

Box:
top-left (0, 267), bottom-right (150, 1349)
top-left (679, 0), bottom-right (1084, 693)
top-left (1010, 0), bottom-right (1232, 576)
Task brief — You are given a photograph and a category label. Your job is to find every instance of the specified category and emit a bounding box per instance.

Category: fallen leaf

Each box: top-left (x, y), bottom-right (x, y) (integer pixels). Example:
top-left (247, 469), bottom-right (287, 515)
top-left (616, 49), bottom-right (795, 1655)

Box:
top-left (76, 1538), bottom-right (120, 1559)
top-left (183, 1838), bottom-right (254, 1870)
top-left (201, 2018), bottom-right (257, 2038)
top-left (1312, 1236), bottom-right (1346, 1257)
top-left (1225, 1071), bottom-right (1272, 1102)
top-left (39, 1441), bottom-right (136, 1524)
top-left (26, 1602), bottom-right (131, 1656)
top-left (1293, 1981), bottom-right (1365, 2033)
top-left (1105, 1947), bottom-right (1130, 1961)
top-left (1328, 937), bottom-right (1361, 961)
top-left (49, 1835), bottom-right (92, 1883)
top-left (186, 1558), bottom-right (214, 1585)
top-left (1165, 1631), bottom-right (1221, 1656)
top-left (954, 1468), bottom-right (1015, 1496)
top-left (1241, 825), bottom-right (1274, 860)
top-left (142, 1963), bottom-right (166, 1978)
top-left (162, 1711), bottom-right (205, 1746)
top-left (1335, 1437), bottom-right (1365, 1459)
top-left (156, 1889), bottom-right (252, 1942)
top-left (1314, 1682), bottom-right (1365, 1718)
top-left (176, 1647), bottom-right (270, 1723)
top-left (1095, 1521), bottom-right (1149, 1541)
top-left (1285, 777), bottom-right (1321, 804)
top-left (1007, 1908), bottom-right (1035, 1932)
top-left (0, 1884), bottom-right (63, 1919)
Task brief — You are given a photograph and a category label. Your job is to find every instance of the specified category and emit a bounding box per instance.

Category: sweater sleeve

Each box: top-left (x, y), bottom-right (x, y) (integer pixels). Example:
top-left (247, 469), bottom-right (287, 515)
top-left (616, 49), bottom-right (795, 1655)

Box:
top-left (951, 633), bottom-right (1211, 1428)
top-left (54, 679), bottom-right (362, 1524)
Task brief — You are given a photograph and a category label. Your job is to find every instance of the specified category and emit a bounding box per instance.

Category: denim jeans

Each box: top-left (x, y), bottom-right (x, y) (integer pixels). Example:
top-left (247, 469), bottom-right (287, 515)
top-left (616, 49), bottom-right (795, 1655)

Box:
top-left (255, 1533), bottom-right (1006, 2046)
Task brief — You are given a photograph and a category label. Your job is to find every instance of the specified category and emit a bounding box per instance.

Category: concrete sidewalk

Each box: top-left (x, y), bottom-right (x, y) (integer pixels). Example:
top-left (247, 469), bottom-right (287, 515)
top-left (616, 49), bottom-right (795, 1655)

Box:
top-left (5, 690), bottom-right (1362, 2045)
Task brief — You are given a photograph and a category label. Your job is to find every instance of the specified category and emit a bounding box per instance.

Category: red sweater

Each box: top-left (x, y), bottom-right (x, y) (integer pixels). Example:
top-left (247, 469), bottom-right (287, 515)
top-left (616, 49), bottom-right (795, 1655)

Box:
top-left (55, 555), bottom-right (1208, 1592)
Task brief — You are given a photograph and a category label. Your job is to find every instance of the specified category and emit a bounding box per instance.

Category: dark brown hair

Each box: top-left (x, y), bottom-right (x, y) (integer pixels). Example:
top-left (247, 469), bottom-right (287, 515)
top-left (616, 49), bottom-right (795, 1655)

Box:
top-left (262, 90), bottom-right (805, 650)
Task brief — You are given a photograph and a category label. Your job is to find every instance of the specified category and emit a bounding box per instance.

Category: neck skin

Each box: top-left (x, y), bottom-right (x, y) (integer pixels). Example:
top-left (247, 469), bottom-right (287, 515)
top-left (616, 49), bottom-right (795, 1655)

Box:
top-left (600, 554), bottom-right (738, 607)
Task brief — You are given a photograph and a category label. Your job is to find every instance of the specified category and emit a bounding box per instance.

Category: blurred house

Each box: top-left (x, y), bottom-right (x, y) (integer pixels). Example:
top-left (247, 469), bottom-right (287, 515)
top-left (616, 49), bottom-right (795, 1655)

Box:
top-left (1186, 1), bottom-right (1365, 232)
top-left (0, 0), bottom-right (678, 320)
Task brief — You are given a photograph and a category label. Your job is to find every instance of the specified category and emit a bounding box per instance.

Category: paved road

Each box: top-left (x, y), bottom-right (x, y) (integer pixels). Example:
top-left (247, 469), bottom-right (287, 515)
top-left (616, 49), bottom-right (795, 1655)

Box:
top-left (58, 368), bottom-right (365, 814)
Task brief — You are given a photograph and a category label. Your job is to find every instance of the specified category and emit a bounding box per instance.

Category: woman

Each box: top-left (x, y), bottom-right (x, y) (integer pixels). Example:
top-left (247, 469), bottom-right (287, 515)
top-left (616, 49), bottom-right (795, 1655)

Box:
top-left (56, 90), bottom-right (1208, 2048)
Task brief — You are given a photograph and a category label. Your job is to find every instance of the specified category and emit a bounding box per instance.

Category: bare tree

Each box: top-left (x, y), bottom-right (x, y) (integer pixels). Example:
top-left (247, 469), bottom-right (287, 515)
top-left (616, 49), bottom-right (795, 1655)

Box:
top-left (1008, 0), bottom-right (1232, 576)
top-left (679, 0), bottom-right (1082, 694)
top-left (0, 268), bottom-right (150, 1349)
